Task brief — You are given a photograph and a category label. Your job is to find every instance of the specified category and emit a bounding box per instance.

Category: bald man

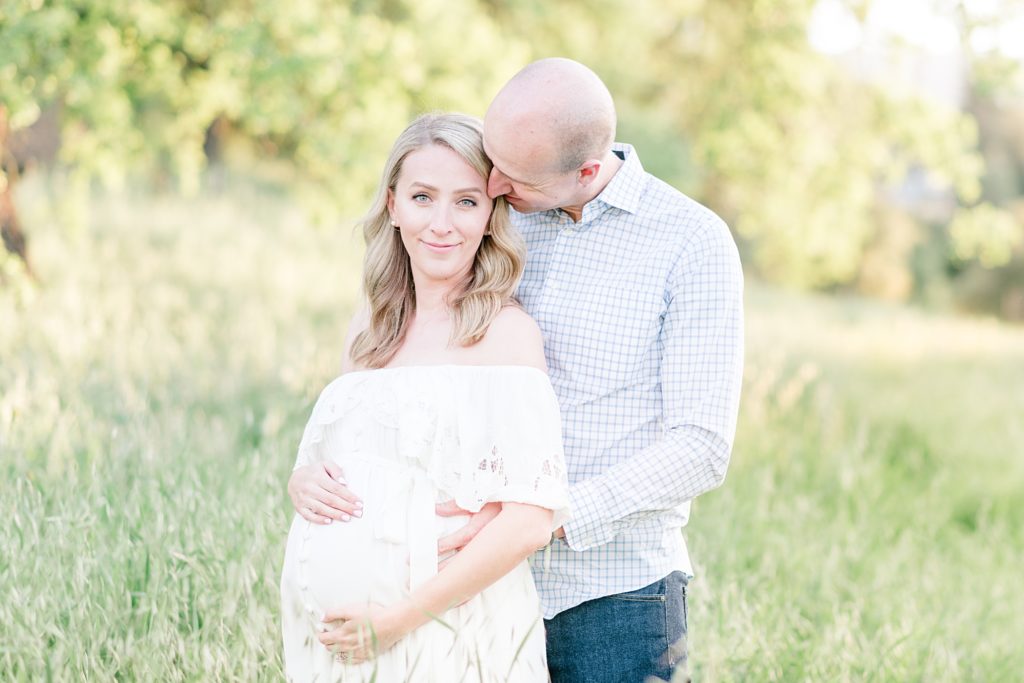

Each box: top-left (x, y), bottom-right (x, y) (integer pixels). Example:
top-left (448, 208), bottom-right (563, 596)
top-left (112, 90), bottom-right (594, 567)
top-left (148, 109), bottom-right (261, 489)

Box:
top-left (470, 58), bottom-right (743, 682)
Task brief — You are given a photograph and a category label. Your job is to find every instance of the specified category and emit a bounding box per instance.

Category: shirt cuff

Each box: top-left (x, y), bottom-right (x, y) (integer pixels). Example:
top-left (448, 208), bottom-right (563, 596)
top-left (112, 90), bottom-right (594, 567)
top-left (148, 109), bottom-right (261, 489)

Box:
top-left (562, 477), bottom-right (616, 552)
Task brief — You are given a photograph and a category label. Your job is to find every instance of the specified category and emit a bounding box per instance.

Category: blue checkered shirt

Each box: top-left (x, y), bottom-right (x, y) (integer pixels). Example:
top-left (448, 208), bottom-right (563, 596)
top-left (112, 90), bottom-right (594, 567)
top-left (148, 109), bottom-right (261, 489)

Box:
top-left (516, 144), bottom-right (744, 618)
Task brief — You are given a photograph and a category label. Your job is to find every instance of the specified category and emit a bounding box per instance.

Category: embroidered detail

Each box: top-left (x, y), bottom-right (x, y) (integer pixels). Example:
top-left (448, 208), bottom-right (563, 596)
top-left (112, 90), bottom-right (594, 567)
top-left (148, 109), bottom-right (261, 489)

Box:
top-left (292, 368), bottom-right (570, 515)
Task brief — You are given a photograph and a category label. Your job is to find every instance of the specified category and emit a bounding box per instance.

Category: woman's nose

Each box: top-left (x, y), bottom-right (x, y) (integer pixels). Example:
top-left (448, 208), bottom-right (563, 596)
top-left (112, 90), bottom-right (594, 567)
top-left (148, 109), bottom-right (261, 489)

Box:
top-left (429, 205), bottom-right (454, 233)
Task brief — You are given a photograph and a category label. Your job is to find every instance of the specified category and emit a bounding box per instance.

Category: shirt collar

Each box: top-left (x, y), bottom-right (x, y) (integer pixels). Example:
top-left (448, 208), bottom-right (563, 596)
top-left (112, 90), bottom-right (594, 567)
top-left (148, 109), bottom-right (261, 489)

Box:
top-left (594, 143), bottom-right (645, 215)
top-left (575, 143), bottom-right (645, 226)
top-left (517, 143), bottom-right (647, 230)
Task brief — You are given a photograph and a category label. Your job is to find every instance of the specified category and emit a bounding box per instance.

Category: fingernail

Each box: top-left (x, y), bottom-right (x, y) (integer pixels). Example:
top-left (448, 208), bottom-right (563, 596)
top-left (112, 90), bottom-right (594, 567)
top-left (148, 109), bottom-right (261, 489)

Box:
top-left (341, 513), bottom-right (351, 522)
top-left (324, 518), bottom-right (332, 525)
top-left (353, 509), bottom-right (362, 518)
top-left (354, 501), bottom-right (363, 509)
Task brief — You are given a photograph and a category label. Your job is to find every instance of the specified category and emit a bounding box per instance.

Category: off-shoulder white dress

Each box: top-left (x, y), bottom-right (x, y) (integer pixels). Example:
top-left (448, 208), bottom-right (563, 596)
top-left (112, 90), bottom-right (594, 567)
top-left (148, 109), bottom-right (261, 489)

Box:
top-left (280, 365), bottom-right (570, 682)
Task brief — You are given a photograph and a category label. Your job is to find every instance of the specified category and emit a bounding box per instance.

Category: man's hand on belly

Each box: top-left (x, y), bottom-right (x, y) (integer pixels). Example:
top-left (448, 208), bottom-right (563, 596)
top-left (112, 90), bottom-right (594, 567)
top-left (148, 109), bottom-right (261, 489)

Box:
top-left (435, 500), bottom-right (501, 563)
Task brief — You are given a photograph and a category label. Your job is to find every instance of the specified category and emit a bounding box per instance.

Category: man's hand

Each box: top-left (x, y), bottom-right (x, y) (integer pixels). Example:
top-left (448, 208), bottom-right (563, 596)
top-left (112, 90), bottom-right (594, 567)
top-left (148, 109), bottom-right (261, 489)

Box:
top-left (288, 462), bottom-right (362, 524)
top-left (435, 501), bottom-right (501, 559)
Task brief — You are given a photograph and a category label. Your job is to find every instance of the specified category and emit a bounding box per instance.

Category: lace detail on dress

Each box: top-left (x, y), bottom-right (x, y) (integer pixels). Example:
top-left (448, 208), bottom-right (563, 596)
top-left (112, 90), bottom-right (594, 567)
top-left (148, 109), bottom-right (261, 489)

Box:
top-left (291, 366), bottom-right (572, 528)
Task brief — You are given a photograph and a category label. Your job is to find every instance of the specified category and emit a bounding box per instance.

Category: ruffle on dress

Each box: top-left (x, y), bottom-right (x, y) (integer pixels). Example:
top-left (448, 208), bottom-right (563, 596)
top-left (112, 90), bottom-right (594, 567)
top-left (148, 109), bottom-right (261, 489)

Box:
top-left (293, 365), bottom-right (571, 531)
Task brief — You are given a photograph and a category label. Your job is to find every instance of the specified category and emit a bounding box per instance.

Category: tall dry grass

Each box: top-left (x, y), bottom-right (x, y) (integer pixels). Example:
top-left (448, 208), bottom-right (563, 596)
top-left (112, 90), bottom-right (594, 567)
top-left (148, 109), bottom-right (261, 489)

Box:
top-left (2, 182), bottom-right (1022, 680)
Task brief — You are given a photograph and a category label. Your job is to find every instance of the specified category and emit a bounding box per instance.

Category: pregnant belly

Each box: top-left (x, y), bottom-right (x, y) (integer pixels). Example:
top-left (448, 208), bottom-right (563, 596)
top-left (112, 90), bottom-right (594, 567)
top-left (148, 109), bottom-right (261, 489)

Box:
top-left (295, 515), bottom-right (400, 615)
top-left (282, 457), bottom-right (470, 622)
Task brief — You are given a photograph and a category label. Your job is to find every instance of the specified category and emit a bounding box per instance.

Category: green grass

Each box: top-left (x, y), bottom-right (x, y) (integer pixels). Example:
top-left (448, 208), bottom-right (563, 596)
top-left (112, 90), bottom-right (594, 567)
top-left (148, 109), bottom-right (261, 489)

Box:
top-left (689, 288), bottom-right (1024, 681)
top-left (2, 184), bottom-right (1022, 681)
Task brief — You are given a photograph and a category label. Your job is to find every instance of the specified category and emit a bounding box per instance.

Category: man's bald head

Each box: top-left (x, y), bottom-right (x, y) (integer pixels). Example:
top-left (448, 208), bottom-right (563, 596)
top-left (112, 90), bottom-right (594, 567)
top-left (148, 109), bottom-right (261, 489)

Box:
top-left (486, 58), bottom-right (616, 174)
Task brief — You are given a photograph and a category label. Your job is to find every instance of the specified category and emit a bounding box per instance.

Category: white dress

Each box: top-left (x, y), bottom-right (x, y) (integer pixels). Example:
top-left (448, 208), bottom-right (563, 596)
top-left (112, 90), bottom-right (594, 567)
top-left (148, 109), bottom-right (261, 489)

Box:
top-left (280, 365), bottom-right (570, 683)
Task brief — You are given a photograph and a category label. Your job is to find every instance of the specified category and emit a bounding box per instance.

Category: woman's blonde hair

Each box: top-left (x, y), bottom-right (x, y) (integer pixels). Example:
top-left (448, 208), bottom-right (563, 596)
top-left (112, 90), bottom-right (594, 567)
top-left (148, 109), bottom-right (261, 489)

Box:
top-left (350, 113), bottom-right (526, 369)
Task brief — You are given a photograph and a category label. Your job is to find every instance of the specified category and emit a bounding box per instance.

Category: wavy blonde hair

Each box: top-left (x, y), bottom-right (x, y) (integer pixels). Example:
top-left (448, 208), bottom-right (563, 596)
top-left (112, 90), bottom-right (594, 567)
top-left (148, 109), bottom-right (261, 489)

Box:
top-left (350, 113), bottom-right (526, 369)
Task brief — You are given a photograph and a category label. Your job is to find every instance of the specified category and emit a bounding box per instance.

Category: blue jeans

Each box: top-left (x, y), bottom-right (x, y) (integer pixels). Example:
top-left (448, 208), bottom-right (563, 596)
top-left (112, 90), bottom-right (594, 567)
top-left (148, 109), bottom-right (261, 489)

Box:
top-left (545, 571), bottom-right (689, 683)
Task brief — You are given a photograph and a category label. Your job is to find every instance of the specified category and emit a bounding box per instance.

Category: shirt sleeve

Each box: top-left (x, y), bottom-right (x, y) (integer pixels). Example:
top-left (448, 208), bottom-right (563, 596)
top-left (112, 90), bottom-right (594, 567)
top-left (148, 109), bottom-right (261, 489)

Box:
top-left (562, 216), bottom-right (744, 551)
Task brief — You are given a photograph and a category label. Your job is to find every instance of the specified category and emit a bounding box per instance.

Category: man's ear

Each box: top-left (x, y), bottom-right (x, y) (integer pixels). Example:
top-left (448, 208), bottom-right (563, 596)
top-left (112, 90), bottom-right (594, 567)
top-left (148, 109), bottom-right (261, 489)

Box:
top-left (577, 160), bottom-right (602, 187)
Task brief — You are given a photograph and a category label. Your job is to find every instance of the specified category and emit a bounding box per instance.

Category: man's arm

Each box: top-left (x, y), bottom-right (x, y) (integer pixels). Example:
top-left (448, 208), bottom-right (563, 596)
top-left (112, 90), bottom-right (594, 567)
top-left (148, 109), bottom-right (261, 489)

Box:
top-left (562, 216), bottom-right (744, 551)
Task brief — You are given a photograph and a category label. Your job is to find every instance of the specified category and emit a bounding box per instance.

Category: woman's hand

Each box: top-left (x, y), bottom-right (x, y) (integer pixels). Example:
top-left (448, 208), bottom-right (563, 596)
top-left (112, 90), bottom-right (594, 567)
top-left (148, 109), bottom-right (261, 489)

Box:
top-left (287, 462), bottom-right (362, 524)
top-left (317, 602), bottom-right (411, 664)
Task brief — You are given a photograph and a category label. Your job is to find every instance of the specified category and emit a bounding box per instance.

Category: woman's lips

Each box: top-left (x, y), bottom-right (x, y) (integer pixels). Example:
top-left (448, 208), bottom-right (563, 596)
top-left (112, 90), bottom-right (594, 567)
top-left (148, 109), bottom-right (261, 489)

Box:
top-left (421, 240), bottom-right (460, 253)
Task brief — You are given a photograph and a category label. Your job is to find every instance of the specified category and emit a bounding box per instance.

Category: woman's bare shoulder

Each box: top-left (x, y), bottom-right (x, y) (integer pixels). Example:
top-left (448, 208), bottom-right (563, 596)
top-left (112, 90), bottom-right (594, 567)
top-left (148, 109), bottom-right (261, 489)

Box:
top-left (475, 305), bottom-right (546, 371)
top-left (340, 307), bottom-right (371, 374)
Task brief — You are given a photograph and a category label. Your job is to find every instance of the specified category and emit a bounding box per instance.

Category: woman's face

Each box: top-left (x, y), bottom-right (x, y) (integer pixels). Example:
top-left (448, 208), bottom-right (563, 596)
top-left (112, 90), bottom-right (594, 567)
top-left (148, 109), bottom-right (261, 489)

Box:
top-left (388, 144), bottom-right (493, 290)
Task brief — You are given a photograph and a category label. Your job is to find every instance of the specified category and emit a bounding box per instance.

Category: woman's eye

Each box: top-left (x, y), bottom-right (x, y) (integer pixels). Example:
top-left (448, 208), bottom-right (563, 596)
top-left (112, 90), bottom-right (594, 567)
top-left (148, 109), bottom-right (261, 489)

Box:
top-left (458, 198), bottom-right (478, 207)
top-left (412, 193), bottom-right (429, 202)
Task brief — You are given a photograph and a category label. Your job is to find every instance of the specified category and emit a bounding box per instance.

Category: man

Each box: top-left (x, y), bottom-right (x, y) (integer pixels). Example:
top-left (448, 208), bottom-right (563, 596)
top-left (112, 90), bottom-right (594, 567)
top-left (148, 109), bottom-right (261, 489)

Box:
top-left (289, 58), bottom-right (744, 682)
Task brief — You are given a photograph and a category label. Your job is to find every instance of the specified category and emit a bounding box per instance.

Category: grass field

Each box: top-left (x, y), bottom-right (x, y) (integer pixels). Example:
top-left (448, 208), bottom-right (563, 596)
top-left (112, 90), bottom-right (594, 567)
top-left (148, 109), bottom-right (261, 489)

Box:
top-left (2, 184), bottom-right (1022, 681)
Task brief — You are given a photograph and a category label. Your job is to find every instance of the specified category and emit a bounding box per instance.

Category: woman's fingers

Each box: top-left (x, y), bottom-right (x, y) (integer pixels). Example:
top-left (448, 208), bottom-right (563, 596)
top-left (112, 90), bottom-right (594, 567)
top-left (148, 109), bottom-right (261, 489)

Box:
top-left (318, 617), bottom-right (376, 664)
top-left (318, 490), bottom-right (362, 518)
top-left (319, 627), bottom-right (365, 649)
top-left (323, 461), bottom-right (347, 485)
top-left (318, 463), bottom-right (363, 508)
top-left (304, 488), bottom-right (360, 521)
top-left (322, 479), bottom-right (362, 506)
top-left (299, 481), bottom-right (356, 521)
top-left (289, 464), bottom-right (361, 523)
top-left (298, 506), bottom-right (332, 525)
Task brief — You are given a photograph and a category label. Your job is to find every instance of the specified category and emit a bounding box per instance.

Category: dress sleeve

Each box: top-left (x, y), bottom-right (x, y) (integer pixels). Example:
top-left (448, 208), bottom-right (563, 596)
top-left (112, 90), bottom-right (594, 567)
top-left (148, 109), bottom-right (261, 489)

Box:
top-left (291, 418), bottom-right (317, 471)
top-left (450, 370), bottom-right (571, 531)
top-left (290, 377), bottom-right (347, 471)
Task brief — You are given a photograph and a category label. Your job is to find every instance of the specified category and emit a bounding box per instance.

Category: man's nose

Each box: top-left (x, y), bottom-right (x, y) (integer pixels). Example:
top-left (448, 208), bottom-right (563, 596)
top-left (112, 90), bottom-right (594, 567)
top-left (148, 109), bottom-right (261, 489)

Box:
top-left (487, 168), bottom-right (512, 199)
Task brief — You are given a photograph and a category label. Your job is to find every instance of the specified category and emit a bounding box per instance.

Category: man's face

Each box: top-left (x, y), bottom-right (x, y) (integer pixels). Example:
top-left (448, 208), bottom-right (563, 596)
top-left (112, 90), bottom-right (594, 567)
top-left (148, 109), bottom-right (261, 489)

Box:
top-left (482, 117), bottom-right (579, 214)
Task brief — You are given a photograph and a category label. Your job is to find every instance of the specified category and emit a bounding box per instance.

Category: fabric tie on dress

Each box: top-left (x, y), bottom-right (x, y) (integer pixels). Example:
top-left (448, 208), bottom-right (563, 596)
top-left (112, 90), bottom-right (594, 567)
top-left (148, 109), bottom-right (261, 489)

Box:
top-left (373, 466), bottom-right (438, 591)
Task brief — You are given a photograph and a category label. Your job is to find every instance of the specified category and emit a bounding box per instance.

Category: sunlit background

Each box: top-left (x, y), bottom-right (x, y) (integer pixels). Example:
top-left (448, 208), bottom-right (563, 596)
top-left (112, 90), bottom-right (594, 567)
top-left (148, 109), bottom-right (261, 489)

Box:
top-left (2, 1), bottom-right (1023, 680)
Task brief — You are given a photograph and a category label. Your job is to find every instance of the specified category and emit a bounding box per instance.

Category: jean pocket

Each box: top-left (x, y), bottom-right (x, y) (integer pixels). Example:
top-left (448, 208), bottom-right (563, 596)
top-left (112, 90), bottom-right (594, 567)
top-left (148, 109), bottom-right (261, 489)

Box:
top-left (609, 593), bottom-right (667, 603)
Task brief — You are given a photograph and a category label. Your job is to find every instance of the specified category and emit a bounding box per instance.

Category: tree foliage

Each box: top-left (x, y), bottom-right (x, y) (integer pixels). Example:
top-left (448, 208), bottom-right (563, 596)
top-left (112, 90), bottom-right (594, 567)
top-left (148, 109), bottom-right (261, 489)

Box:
top-left (2, 0), bottom-right (1022, 301)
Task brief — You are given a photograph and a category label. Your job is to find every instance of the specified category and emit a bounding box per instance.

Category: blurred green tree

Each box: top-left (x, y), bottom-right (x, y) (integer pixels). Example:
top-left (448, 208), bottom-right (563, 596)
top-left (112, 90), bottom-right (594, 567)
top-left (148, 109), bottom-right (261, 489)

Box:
top-left (484, 0), bottom-right (1001, 290)
top-left (0, 0), bottom-right (526, 269)
top-left (2, 0), bottom-right (1021, 305)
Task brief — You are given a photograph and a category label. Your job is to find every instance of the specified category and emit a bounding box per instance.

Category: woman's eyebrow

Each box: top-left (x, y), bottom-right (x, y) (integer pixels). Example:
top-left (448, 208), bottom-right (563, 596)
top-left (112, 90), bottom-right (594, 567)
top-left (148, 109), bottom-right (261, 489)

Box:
top-left (409, 182), bottom-right (484, 194)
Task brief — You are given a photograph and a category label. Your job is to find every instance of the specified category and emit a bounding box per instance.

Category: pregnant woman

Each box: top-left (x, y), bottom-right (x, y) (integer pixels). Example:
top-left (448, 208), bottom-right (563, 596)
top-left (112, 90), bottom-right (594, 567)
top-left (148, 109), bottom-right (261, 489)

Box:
top-left (280, 113), bottom-right (570, 682)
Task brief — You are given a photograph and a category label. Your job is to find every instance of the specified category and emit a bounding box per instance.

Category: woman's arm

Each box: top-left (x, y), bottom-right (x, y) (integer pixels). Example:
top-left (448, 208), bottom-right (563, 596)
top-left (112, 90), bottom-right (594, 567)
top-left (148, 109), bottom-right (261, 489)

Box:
top-left (318, 501), bottom-right (553, 661)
